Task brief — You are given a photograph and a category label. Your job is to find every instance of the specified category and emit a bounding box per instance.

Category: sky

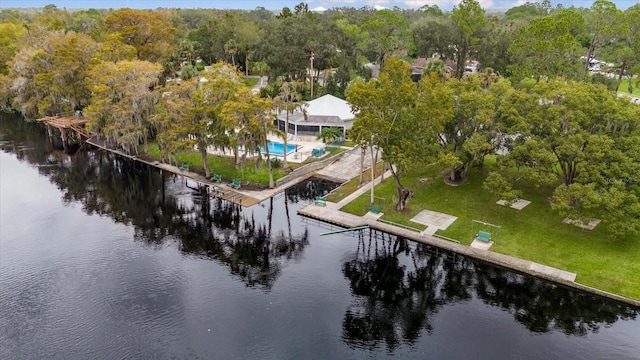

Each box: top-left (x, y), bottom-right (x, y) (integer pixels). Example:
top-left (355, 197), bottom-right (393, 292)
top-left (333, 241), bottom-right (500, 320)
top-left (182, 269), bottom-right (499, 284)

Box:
top-left (0, 0), bottom-right (637, 11)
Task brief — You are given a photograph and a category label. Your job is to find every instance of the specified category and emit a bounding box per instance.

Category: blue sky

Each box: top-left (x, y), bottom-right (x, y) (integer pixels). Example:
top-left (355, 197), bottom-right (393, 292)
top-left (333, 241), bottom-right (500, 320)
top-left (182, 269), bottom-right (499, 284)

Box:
top-left (0, 0), bottom-right (637, 11)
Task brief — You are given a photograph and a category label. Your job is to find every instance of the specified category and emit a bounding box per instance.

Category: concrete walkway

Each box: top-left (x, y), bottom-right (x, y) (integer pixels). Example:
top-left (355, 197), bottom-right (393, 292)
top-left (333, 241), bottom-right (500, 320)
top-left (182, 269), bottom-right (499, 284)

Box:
top-left (334, 170), bottom-right (393, 208)
top-left (298, 198), bottom-right (640, 307)
top-left (297, 168), bottom-right (640, 307)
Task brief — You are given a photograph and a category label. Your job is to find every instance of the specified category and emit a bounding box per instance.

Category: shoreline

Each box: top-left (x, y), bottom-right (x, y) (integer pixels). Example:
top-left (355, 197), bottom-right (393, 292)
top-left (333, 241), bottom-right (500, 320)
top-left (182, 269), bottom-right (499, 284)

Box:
top-left (86, 137), bottom-right (640, 308)
top-left (297, 202), bottom-right (640, 308)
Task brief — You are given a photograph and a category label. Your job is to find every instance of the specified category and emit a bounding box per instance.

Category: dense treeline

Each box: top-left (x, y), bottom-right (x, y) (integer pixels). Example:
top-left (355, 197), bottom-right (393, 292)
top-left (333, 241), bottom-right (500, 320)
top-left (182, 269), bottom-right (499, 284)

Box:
top-left (1, 1), bottom-right (639, 235)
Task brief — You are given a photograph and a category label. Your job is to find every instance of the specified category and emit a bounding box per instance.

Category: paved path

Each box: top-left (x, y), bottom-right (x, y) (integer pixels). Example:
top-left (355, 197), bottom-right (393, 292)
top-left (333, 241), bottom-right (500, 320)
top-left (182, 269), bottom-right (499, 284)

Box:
top-left (317, 147), bottom-right (376, 183)
top-left (334, 169), bottom-right (393, 208)
top-left (250, 76), bottom-right (267, 93)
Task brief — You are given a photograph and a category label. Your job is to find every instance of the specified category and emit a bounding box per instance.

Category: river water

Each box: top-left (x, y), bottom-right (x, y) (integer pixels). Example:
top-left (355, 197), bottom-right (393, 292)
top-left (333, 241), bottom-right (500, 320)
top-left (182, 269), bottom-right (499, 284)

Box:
top-left (1, 114), bottom-right (639, 359)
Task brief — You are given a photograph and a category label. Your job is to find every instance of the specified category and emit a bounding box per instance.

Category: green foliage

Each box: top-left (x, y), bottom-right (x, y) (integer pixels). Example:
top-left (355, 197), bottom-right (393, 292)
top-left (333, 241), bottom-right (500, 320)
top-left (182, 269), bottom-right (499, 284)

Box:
top-left (361, 9), bottom-right (414, 67)
top-left (492, 79), bottom-right (640, 237)
top-left (317, 127), bottom-right (343, 144)
top-left (347, 58), bottom-right (449, 210)
top-left (104, 8), bottom-right (177, 63)
top-left (342, 163), bottom-right (640, 300)
top-left (450, 0), bottom-right (488, 79)
top-left (508, 8), bottom-right (584, 82)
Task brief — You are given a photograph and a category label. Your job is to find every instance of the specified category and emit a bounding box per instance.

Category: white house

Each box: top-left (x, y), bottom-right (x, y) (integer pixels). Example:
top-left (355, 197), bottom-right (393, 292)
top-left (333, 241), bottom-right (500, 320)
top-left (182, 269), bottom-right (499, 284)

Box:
top-left (275, 94), bottom-right (355, 139)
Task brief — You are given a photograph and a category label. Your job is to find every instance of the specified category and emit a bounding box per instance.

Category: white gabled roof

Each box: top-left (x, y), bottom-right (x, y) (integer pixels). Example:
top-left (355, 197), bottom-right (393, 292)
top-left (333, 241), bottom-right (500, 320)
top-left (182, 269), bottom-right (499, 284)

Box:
top-left (304, 94), bottom-right (355, 120)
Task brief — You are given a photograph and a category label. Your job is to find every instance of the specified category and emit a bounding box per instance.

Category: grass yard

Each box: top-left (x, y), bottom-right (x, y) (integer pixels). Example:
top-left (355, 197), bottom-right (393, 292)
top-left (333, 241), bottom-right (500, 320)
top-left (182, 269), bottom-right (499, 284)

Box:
top-left (244, 77), bottom-right (259, 87)
top-left (145, 143), bottom-right (287, 187)
top-left (340, 161), bottom-right (640, 300)
top-left (617, 78), bottom-right (640, 97)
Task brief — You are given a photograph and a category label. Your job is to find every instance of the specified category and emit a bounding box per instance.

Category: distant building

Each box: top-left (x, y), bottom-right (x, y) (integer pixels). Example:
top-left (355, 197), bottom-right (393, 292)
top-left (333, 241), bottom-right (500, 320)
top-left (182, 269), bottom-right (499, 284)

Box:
top-left (410, 56), bottom-right (455, 82)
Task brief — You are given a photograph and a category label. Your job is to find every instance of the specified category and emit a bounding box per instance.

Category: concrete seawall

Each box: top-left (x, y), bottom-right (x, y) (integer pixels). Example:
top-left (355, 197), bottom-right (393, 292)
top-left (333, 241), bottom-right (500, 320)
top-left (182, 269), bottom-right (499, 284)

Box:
top-left (298, 202), bottom-right (640, 308)
top-left (85, 136), bottom-right (640, 307)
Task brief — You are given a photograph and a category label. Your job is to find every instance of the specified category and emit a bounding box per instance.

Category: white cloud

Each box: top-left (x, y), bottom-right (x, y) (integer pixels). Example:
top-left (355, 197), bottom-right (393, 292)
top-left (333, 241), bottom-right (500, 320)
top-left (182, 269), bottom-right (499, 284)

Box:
top-left (403, 0), bottom-right (456, 8)
top-left (311, 6), bottom-right (328, 11)
top-left (500, 0), bottom-right (529, 9)
top-left (367, 0), bottom-right (391, 6)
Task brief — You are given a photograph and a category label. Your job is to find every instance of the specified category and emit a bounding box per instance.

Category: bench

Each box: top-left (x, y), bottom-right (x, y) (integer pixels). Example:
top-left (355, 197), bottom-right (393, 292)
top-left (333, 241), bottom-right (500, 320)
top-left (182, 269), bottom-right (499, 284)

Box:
top-left (231, 179), bottom-right (241, 189)
top-left (213, 186), bottom-right (225, 196)
top-left (476, 230), bottom-right (492, 242)
top-left (211, 174), bottom-right (222, 182)
top-left (369, 204), bottom-right (381, 214)
top-left (179, 163), bottom-right (189, 171)
top-left (314, 196), bottom-right (327, 206)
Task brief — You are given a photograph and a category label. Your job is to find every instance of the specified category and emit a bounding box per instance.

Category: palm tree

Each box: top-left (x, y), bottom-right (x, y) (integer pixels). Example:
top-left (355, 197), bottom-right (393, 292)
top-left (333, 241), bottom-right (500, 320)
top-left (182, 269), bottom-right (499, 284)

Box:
top-left (423, 59), bottom-right (447, 81)
top-left (253, 61), bottom-right (269, 87)
top-left (317, 127), bottom-right (343, 145)
top-left (224, 39), bottom-right (238, 67)
top-left (274, 81), bottom-right (305, 169)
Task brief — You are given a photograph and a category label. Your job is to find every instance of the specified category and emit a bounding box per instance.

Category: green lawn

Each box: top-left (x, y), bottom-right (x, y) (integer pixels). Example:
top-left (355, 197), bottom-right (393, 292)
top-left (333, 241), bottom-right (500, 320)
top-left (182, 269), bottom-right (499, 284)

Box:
top-left (244, 77), bottom-right (259, 87)
top-left (341, 162), bottom-right (640, 300)
top-left (145, 143), bottom-right (286, 187)
top-left (617, 78), bottom-right (640, 97)
top-left (143, 142), bottom-right (348, 188)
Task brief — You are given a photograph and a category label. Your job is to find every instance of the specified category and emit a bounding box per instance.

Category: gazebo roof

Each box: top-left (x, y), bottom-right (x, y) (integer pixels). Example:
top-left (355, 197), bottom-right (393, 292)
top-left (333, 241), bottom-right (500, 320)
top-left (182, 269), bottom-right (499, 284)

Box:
top-left (277, 94), bottom-right (355, 126)
top-left (304, 94), bottom-right (355, 120)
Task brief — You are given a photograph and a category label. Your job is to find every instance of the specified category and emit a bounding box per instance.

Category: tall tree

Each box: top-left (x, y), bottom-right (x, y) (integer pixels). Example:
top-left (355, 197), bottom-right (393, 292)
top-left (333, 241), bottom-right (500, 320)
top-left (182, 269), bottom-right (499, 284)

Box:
top-left (450, 0), bottom-right (487, 79)
top-left (221, 88), bottom-right (276, 186)
top-left (104, 8), bottom-right (177, 63)
top-left (583, 0), bottom-right (625, 71)
top-left (438, 75), bottom-right (500, 183)
top-left (0, 21), bottom-right (27, 75)
top-left (253, 61), bottom-right (269, 86)
top-left (7, 31), bottom-right (98, 118)
top-left (347, 57), bottom-right (450, 211)
top-left (84, 59), bottom-right (163, 154)
top-left (410, 14), bottom-right (454, 61)
top-left (508, 9), bottom-right (584, 82)
top-left (490, 79), bottom-right (640, 236)
top-left (360, 9), bottom-right (413, 68)
top-left (274, 81), bottom-right (304, 170)
top-left (152, 62), bottom-right (244, 177)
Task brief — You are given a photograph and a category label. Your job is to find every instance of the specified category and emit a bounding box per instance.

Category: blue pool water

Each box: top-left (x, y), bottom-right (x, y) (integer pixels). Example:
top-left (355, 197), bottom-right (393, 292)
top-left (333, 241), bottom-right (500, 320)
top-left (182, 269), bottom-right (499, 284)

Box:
top-left (261, 141), bottom-right (299, 156)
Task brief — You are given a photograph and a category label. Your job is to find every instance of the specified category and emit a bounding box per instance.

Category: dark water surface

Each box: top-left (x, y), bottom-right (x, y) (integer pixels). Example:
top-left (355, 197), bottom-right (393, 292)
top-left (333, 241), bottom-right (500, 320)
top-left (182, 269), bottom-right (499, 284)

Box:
top-left (1, 114), bottom-right (639, 359)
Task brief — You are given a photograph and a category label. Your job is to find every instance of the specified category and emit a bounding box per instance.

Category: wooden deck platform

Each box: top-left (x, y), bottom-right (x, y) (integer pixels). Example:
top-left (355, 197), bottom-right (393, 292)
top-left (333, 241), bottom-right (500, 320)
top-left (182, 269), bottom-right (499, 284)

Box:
top-left (209, 185), bottom-right (261, 207)
top-left (37, 115), bottom-right (90, 138)
top-left (37, 114), bottom-right (90, 150)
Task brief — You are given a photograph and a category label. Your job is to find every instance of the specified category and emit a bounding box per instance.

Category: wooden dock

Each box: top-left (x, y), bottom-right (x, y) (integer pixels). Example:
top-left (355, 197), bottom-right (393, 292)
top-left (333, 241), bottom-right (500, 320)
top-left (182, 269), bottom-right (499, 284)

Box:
top-left (37, 114), bottom-right (90, 150)
top-left (209, 184), bottom-right (261, 207)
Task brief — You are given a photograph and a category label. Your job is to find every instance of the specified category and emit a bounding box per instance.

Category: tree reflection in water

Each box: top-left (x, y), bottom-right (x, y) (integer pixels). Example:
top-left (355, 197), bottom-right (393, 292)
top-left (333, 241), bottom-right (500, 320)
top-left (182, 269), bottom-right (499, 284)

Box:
top-left (342, 230), bottom-right (638, 350)
top-left (0, 114), bottom-right (313, 290)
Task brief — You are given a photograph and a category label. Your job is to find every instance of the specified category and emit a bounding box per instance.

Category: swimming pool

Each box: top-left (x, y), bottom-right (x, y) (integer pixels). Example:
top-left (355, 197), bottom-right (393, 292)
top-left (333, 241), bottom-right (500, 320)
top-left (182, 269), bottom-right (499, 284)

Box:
top-left (260, 142), bottom-right (299, 156)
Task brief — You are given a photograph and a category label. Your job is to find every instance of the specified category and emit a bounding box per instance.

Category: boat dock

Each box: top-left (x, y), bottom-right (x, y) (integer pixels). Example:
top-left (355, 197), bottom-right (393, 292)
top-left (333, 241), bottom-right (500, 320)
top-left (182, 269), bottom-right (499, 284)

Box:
top-left (37, 113), bottom-right (90, 150)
